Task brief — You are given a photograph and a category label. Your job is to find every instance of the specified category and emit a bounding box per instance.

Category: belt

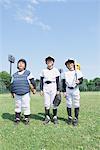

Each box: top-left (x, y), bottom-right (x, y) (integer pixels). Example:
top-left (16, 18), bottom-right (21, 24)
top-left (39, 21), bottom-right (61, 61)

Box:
top-left (45, 81), bottom-right (55, 84)
top-left (68, 86), bottom-right (77, 89)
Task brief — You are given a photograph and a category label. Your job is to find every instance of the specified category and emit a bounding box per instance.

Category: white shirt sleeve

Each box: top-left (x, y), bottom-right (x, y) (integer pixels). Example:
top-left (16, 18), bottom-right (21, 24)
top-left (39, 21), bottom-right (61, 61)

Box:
top-left (55, 68), bottom-right (60, 77)
top-left (11, 76), bottom-right (14, 83)
top-left (27, 72), bottom-right (34, 80)
top-left (27, 72), bottom-right (34, 84)
top-left (40, 70), bottom-right (44, 77)
top-left (62, 72), bottom-right (65, 79)
top-left (77, 70), bottom-right (83, 79)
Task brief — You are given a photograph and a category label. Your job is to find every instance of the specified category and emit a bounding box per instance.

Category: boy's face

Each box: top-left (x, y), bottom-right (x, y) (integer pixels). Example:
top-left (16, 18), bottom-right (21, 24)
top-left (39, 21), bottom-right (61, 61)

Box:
top-left (67, 62), bottom-right (74, 71)
top-left (18, 61), bottom-right (25, 71)
top-left (47, 59), bottom-right (54, 69)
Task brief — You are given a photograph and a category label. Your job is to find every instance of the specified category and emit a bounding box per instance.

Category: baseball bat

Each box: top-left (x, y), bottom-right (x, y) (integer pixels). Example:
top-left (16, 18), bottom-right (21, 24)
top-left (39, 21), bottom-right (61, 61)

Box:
top-left (74, 59), bottom-right (77, 80)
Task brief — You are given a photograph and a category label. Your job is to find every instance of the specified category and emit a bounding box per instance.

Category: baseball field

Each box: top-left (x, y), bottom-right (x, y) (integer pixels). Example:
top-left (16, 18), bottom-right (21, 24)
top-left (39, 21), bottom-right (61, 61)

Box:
top-left (0, 92), bottom-right (100, 150)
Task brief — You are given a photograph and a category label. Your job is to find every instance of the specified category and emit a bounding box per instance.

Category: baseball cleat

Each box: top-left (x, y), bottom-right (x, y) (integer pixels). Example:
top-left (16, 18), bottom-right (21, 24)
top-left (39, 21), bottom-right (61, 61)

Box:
top-left (66, 116), bottom-right (72, 125)
top-left (53, 116), bottom-right (58, 125)
top-left (72, 118), bottom-right (78, 126)
top-left (43, 116), bottom-right (50, 125)
top-left (14, 118), bottom-right (20, 125)
top-left (23, 118), bottom-right (30, 125)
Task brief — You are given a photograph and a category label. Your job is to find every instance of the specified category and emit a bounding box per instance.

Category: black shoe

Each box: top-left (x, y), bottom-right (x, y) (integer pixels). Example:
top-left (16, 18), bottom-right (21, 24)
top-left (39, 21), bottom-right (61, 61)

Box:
top-left (53, 116), bottom-right (58, 125)
top-left (43, 116), bottom-right (50, 125)
top-left (72, 118), bottom-right (78, 126)
top-left (66, 116), bottom-right (72, 125)
top-left (14, 118), bottom-right (20, 125)
top-left (23, 118), bottom-right (30, 125)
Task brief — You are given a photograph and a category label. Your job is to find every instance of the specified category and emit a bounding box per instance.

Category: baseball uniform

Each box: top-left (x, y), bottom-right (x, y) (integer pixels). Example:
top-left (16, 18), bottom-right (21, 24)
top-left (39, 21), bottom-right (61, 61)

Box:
top-left (40, 65), bottom-right (60, 124)
top-left (63, 59), bottom-right (83, 126)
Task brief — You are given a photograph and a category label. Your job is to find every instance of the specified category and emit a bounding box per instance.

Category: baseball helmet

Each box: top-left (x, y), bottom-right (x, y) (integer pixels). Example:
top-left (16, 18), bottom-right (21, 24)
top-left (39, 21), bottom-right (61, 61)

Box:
top-left (17, 59), bottom-right (27, 69)
top-left (65, 59), bottom-right (74, 66)
top-left (45, 56), bottom-right (55, 63)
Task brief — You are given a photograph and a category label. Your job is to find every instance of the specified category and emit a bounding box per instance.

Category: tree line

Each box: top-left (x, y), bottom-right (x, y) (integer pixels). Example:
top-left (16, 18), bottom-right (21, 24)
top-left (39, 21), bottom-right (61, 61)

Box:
top-left (0, 71), bottom-right (100, 93)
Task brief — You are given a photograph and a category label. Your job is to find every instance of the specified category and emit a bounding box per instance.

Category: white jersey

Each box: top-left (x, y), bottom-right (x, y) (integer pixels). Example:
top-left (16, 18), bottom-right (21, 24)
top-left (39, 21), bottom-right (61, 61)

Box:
top-left (40, 67), bottom-right (60, 83)
top-left (64, 70), bottom-right (83, 88)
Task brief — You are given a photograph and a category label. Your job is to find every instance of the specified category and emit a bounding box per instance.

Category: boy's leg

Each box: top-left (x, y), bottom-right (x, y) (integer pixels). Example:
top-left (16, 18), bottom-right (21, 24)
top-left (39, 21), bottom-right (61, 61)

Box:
top-left (22, 93), bottom-right (30, 125)
top-left (72, 108), bottom-right (79, 126)
top-left (50, 86), bottom-right (58, 124)
top-left (24, 114), bottom-right (30, 125)
top-left (14, 112), bottom-right (21, 124)
top-left (66, 90), bottom-right (73, 124)
top-left (72, 107), bottom-right (80, 126)
top-left (53, 108), bottom-right (58, 124)
top-left (43, 92), bottom-right (51, 124)
top-left (73, 88), bottom-right (80, 126)
top-left (14, 95), bottom-right (22, 124)
top-left (45, 107), bottom-right (50, 117)
top-left (74, 107), bottom-right (79, 119)
top-left (43, 107), bottom-right (50, 125)
top-left (67, 107), bottom-right (72, 124)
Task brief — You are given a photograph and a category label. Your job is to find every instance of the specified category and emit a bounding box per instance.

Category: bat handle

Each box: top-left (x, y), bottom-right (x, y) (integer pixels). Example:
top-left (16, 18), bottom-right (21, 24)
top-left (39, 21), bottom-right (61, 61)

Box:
top-left (74, 59), bottom-right (77, 80)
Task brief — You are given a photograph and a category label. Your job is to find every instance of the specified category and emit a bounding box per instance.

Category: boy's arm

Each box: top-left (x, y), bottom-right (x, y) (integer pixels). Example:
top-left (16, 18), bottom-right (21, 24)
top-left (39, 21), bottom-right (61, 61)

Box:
top-left (56, 76), bottom-right (60, 93)
top-left (62, 79), bottom-right (66, 92)
top-left (76, 77), bottom-right (83, 85)
top-left (62, 79), bottom-right (67, 98)
top-left (28, 72), bottom-right (36, 94)
top-left (10, 76), bottom-right (15, 98)
top-left (40, 77), bottom-right (44, 91)
top-left (75, 70), bottom-right (83, 85)
top-left (29, 78), bottom-right (36, 94)
top-left (78, 77), bottom-right (83, 85)
top-left (40, 77), bottom-right (44, 95)
top-left (29, 78), bottom-right (36, 89)
top-left (11, 92), bottom-right (15, 98)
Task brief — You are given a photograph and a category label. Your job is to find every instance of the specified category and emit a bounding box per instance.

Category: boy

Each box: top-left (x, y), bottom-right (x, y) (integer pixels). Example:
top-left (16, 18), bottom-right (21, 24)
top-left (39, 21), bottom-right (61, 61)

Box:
top-left (63, 59), bottom-right (83, 126)
top-left (11, 59), bottom-right (36, 125)
top-left (40, 56), bottom-right (60, 125)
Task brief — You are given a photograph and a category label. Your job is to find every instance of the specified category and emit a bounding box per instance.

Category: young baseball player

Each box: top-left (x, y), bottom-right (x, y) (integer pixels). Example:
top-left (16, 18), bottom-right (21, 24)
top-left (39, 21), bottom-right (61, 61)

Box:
top-left (11, 59), bottom-right (36, 125)
top-left (63, 59), bottom-right (83, 126)
top-left (40, 56), bottom-right (60, 125)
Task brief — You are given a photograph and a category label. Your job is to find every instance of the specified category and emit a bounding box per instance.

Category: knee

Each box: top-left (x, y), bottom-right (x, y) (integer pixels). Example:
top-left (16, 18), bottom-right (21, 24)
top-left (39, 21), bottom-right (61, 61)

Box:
top-left (74, 99), bottom-right (80, 108)
top-left (45, 103), bottom-right (50, 109)
top-left (67, 100), bottom-right (72, 108)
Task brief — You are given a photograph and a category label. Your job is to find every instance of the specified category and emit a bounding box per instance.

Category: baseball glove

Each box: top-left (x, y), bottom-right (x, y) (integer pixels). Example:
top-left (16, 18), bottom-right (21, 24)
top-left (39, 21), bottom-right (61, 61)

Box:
top-left (53, 93), bottom-right (61, 107)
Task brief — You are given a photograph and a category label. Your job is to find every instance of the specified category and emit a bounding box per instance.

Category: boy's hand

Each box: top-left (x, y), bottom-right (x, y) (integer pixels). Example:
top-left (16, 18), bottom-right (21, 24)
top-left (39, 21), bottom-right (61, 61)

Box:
top-left (40, 90), bottom-right (44, 96)
top-left (63, 92), bottom-right (67, 98)
top-left (11, 93), bottom-right (15, 98)
top-left (75, 80), bottom-right (80, 84)
top-left (32, 89), bottom-right (36, 94)
top-left (56, 91), bottom-right (60, 95)
top-left (30, 84), bottom-right (36, 94)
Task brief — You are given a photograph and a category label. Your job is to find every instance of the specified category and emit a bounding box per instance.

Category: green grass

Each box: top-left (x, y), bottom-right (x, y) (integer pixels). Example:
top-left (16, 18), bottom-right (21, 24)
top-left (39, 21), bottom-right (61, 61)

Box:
top-left (0, 92), bottom-right (100, 150)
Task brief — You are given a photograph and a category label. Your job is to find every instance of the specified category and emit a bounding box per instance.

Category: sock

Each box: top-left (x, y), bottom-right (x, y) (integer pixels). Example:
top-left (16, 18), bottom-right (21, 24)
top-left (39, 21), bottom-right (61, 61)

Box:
top-left (53, 109), bottom-right (57, 117)
top-left (24, 115), bottom-right (30, 119)
top-left (74, 108), bottom-right (79, 119)
top-left (15, 112), bottom-right (21, 120)
top-left (45, 107), bottom-right (50, 118)
top-left (67, 107), bottom-right (72, 118)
